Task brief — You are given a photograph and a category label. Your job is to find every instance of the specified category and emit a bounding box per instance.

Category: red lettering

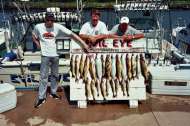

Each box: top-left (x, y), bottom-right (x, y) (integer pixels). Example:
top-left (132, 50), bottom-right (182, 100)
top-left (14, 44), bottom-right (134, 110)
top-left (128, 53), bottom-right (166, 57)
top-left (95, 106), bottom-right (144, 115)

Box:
top-left (113, 40), bottom-right (119, 47)
top-left (121, 40), bottom-right (127, 47)
top-left (102, 40), bottom-right (107, 47)
top-left (94, 41), bottom-right (100, 47)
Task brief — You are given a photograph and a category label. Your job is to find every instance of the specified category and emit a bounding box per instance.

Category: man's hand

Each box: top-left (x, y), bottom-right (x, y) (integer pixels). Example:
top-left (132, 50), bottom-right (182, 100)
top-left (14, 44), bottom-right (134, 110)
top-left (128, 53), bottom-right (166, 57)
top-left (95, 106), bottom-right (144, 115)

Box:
top-left (89, 37), bottom-right (97, 44)
top-left (36, 43), bottom-right (41, 49)
top-left (122, 35), bottom-right (133, 41)
top-left (83, 47), bottom-right (95, 53)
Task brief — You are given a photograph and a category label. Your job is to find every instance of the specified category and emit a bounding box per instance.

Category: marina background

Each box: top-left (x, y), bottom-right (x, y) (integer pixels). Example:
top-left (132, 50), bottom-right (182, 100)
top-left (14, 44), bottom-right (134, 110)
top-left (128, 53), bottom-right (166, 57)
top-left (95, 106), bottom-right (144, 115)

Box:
top-left (1, 9), bottom-right (190, 40)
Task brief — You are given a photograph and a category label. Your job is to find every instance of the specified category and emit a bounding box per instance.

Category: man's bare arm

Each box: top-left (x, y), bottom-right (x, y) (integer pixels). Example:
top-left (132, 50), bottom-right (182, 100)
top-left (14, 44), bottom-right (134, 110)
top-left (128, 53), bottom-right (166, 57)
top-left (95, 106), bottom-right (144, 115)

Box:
top-left (71, 33), bottom-right (89, 50)
top-left (79, 34), bottom-right (92, 42)
top-left (122, 33), bottom-right (144, 41)
top-left (32, 34), bottom-right (40, 48)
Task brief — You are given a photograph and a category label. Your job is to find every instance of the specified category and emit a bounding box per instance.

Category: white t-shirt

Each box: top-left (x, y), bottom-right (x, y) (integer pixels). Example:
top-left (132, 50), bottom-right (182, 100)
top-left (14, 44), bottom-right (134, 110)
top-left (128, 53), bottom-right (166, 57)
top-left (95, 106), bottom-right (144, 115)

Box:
top-left (32, 23), bottom-right (72, 57)
top-left (79, 21), bottom-right (108, 35)
top-left (109, 24), bottom-right (142, 36)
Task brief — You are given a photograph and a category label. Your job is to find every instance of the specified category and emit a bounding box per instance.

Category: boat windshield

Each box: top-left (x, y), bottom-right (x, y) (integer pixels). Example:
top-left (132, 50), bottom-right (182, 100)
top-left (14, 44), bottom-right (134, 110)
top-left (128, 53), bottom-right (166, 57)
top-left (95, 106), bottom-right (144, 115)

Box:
top-left (129, 18), bottom-right (157, 30)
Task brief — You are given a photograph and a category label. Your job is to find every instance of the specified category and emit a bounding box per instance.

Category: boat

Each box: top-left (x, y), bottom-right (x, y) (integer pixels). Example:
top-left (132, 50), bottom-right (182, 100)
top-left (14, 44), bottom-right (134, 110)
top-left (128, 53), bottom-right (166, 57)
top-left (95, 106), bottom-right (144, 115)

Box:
top-left (0, 0), bottom-right (83, 89)
top-left (172, 18), bottom-right (190, 56)
top-left (0, 0), bottom-right (190, 98)
top-left (0, 0), bottom-right (11, 57)
top-left (113, 0), bottom-right (190, 96)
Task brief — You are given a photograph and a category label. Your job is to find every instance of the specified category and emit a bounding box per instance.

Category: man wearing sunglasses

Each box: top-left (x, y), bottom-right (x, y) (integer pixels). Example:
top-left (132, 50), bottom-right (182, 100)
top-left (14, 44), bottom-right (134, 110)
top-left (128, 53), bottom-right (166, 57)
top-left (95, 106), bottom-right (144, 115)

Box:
top-left (32, 12), bottom-right (88, 108)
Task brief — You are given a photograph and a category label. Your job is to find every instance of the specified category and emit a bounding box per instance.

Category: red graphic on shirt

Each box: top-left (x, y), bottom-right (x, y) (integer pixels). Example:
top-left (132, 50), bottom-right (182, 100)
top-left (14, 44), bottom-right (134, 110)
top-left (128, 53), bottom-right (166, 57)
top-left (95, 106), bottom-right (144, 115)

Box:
top-left (43, 32), bottom-right (54, 39)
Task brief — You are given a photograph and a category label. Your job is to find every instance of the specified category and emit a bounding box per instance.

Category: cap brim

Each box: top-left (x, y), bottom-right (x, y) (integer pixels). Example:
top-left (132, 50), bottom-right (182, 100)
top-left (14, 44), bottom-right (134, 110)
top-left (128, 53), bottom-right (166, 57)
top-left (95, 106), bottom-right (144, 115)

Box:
top-left (120, 21), bottom-right (129, 24)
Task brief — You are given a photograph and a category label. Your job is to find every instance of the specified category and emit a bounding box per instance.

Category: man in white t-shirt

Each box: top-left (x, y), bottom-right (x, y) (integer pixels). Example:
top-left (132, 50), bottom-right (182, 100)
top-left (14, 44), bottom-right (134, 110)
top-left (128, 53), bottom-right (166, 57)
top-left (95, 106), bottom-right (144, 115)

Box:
top-left (109, 16), bottom-right (144, 47)
top-left (32, 12), bottom-right (88, 108)
top-left (79, 9), bottom-right (109, 46)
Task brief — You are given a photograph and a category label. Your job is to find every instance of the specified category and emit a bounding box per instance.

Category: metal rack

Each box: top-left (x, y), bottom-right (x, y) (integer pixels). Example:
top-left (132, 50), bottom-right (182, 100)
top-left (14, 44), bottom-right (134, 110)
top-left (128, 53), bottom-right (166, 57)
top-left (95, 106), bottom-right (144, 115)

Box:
top-left (114, 0), bottom-right (169, 11)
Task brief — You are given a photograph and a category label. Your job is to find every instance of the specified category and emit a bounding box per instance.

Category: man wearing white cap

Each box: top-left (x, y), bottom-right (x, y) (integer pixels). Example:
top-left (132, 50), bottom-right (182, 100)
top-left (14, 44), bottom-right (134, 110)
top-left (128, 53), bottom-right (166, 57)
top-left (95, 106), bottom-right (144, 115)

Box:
top-left (110, 16), bottom-right (144, 47)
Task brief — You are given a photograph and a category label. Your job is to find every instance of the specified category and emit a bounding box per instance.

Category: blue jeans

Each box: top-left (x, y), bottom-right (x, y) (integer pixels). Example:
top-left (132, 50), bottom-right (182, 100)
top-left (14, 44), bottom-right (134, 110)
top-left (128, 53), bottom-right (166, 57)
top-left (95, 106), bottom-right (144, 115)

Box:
top-left (38, 56), bottom-right (59, 99)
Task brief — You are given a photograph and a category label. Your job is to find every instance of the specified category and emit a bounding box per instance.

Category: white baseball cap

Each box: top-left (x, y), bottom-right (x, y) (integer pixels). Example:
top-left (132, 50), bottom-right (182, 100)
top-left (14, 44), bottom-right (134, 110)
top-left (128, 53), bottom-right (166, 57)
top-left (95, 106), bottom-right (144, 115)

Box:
top-left (120, 17), bottom-right (129, 24)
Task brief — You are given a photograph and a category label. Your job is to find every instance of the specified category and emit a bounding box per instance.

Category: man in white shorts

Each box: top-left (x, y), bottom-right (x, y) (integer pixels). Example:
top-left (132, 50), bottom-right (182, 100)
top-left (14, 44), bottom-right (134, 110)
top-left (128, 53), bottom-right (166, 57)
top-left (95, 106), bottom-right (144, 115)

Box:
top-left (32, 12), bottom-right (88, 108)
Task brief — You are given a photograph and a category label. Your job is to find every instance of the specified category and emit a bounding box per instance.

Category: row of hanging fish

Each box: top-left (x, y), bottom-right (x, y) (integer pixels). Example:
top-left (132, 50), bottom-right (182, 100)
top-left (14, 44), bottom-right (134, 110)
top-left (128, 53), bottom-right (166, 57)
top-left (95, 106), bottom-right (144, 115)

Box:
top-left (70, 53), bottom-right (149, 100)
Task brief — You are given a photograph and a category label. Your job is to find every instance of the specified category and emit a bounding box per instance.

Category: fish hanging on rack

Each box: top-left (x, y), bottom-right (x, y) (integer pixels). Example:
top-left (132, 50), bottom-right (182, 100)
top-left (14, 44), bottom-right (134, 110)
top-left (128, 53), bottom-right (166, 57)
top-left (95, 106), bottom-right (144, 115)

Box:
top-left (140, 54), bottom-right (149, 82)
top-left (131, 54), bottom-right (137, 80)
top-left (105, 55), bottom-right (112, 96)
top-left (83, 55), bottom-right (90, 82)
top-left (114, 78), bottom-right (120, 97)
top-left (105, 54), bottom-right (112, 80)
top-left (105, 79), bottom-right (111, 96)
top-left (101, 78), bottom-right (107, 100)
top-left (101, 55), bottom-right (106, 77)
top-left (110, 54), bottom-right (116, 97)
top-left (89, 55), bottom-right (97, 80)
top-left (75, 55), bottom-right (80, 82)
top-left (95, 54), bottom-right (103, 80)
top-left (121, 54), bottom-right (127, 80)
top-left (79, 54), bottom-right (86, 79)
top-left (115, 54), bottom-right (122, 97)
top-left (121, 79), bottom-right (127, 96)
top-left (126, 53), bottom-right (132, 81)
top-left (70, 55), bottom-right (75, 77)
top-left (91, 79), bottom-right (97, 100)
top-left (116, 54), bottom-right (122, 82)
top-left (95, 54), bottom-right (102, 97)
top-left (121, 54), bottom-right (127, 96)
top-left (135, 54), bottom-right (140, 79)
top-left (126, 79), bottom-right (129, 96)
top-left (85, 77), bottom-right (92, 100)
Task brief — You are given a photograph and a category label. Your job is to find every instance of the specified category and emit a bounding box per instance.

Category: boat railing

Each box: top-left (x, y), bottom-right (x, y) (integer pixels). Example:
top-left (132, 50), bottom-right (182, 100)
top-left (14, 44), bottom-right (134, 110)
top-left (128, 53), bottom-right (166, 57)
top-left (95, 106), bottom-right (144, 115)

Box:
top-left (114, 0), bottom-right (169, 11)
top-left (11, 11), bottom-right (79, 24)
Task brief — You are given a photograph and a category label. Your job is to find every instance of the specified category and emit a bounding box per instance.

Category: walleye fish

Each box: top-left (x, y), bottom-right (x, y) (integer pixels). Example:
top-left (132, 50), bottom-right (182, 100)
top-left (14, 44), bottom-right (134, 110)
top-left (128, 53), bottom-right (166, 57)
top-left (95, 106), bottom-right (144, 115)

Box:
top-left (95, 54), bottom-right (102, 97)
top-left (100, 78), bottom-right (107, 100)
top-left (121, 54), bottom-right (127, 96)
top-left (135, 54), bottom-right (140, 79)
top-left (121, 54), bottom-right (127, 80)
top-left (116, 54), bottom-right (122, 82)
top-left (105, 55), bottom-right (112, 80)
top-left (110, 79), bottom-right (116, 97)
top-left (126, 54), bottom-right (132, 81)
top-left (83, 55), bottom-right (90, 82)
top-left (95, 54), bottom-right (102, 80)
top-left (101, 55), bottom-right (106, 77)
top-left (79, 54), bottom-right (86, 78)
top-left (121, 79), bottom-right (126, 96)
top-left (95, 79), bottom-right (101, 97)
top-left (89, 56), bottom-right (96, 80)
top-left (110, 55), bottom-right (116, 97)
top-left (114, 79), bottom-right (120, 97)
top-left (85, 77), bottom-right (92, 100)
top-left (126, 79), bottom-right (129, 96)
top-left (140, 54), bottom-right (149, 82)
top-left (75, 55), bottom-right (80, 82)
top-left (131, 54), bottom-right (136, 80)
top-left (111, 55), bottom-right (116, 79)
top-left (70, 55), bottom-right (75, 77)
top-left (105, 79), bottom-right (111, 96)
top-left (91, 79), bottom-right (97, 100)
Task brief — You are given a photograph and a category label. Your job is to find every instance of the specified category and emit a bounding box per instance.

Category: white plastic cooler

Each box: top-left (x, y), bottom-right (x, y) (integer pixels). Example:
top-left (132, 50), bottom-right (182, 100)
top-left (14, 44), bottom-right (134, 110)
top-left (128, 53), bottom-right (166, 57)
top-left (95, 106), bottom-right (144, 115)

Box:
top-left (0, 83), bottom-right (17, 113)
